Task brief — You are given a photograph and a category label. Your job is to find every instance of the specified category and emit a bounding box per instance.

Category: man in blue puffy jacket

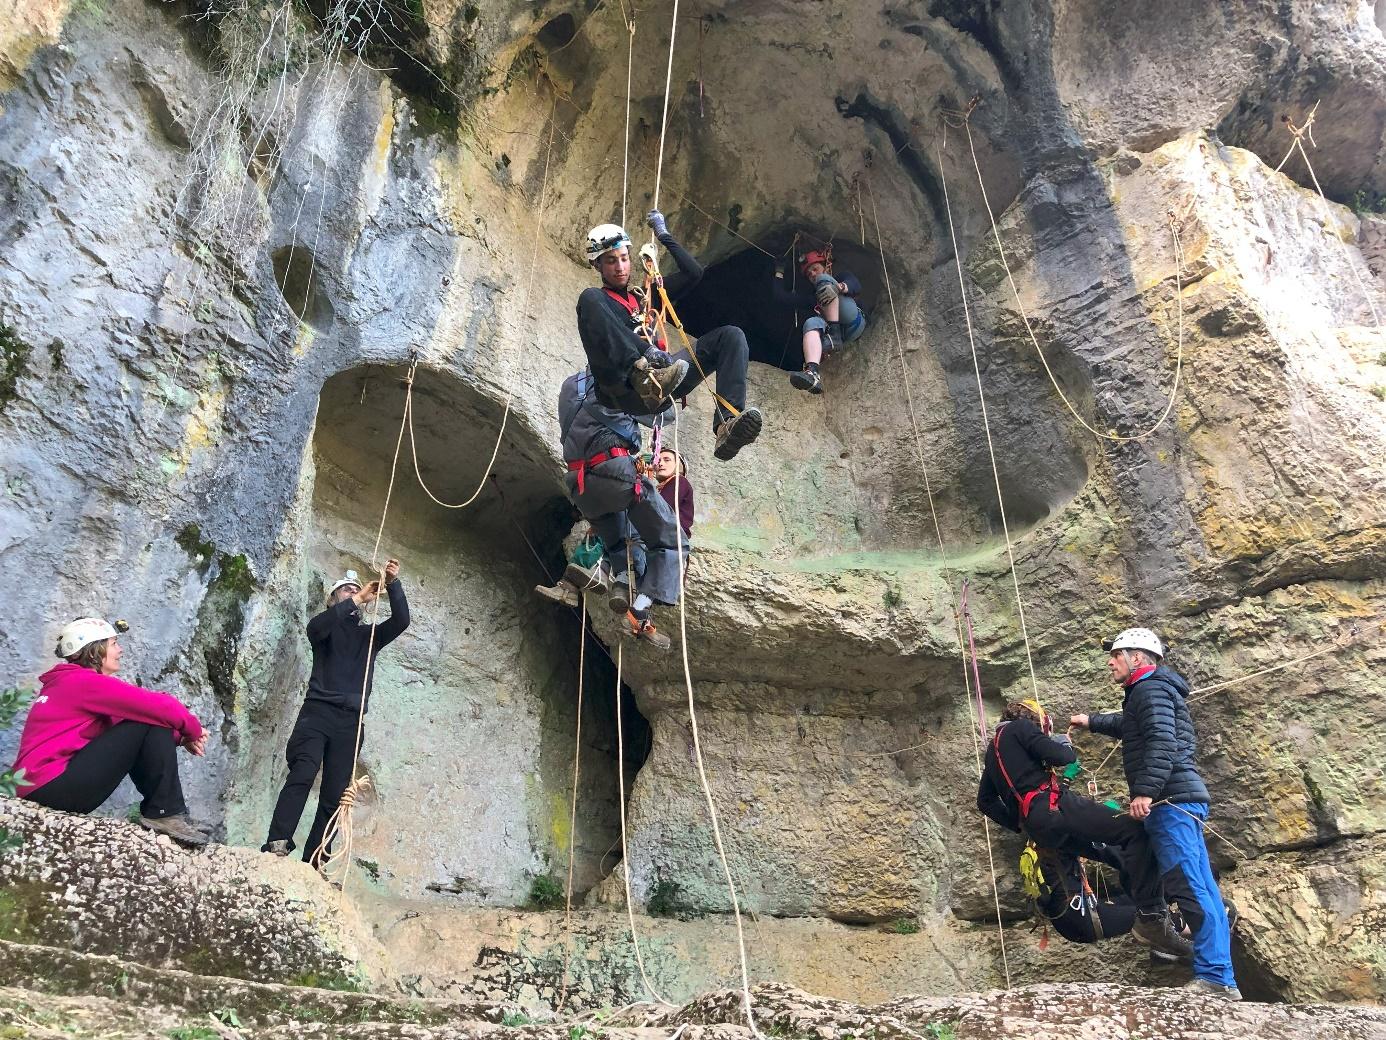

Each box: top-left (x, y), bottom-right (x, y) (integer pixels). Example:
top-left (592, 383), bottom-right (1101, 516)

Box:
top-left (1071, 627), bottom-right (1240, 1001)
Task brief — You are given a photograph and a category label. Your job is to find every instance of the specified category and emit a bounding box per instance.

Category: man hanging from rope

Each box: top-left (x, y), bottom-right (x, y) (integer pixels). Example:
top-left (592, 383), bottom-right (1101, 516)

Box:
top-left (580, 212), bottom-right (763, 461)
top-left (772, 248), bottom-right (867, 395)
top-left (262, 561), bottom-right (409, 864)
top-left (1071, 628), bottom-right (1241, 1001)
top-left (976, 698), bottom-right (1193, 961)
top-left (558, 369), bottom-right (678, 650)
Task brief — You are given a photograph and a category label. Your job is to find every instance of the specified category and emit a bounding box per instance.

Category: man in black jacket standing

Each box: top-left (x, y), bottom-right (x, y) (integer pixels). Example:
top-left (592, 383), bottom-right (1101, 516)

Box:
top-left (977, 699), bottom-right (1191, 959)
top-left (263, 559), bottom-right (409, 865)
top-left (1071, 627), bottom-right (1240, 1000)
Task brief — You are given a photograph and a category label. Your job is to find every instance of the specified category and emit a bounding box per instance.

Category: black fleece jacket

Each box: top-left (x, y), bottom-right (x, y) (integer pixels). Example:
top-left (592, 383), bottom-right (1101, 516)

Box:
top-left (976, 718), bottom-right (1077, 833)
top-left (1089, 666), bottom-right (1210, 805)
top-left (305, 580), bottom-right (410, 713)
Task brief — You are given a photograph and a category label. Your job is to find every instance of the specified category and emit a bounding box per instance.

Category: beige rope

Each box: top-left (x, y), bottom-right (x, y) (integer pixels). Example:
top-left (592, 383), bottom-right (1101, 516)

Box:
top-left (557, 601), bottom-right (589, 1010)
top-left (614, 642), bottom-right (674, 1006)
top-left (670, 408), bottom-right (761, 1035)
top-left (959, 117), bottom-right (1185, 444)
top-left (863, 173), bottom-right (1011, 988)
top-left (620, 10), bottom-right (635, 230)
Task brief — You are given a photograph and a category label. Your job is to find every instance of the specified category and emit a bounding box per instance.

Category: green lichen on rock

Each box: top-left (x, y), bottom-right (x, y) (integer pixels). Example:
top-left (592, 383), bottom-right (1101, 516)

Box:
top-left (175, 524), bottom-right (216, 574)
top-left (0, 322), bottom-right (33, 413)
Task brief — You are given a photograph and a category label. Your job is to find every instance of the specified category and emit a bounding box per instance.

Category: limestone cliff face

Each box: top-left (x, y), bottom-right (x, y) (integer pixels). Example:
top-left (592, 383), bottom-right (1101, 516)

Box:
top-left (1, 0), bottom-right (1384, 1007)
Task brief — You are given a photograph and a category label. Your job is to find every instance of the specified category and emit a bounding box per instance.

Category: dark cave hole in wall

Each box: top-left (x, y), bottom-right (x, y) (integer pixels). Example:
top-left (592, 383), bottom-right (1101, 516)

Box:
top-left (674, 232), bottom-right (889, 372)
top-left (272, 245), bottom-right (334, 330)
top-left (536, 12), bottom-right (577, 50)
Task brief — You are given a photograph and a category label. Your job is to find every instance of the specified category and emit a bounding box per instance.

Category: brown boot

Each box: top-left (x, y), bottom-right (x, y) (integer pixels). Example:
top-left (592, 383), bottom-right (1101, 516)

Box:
top-left (632, 356), bottom-right (689, 405)
top-left (625, 610), bottom-right (671, 651)
top-left (138, 813), bottom-right (209, 847)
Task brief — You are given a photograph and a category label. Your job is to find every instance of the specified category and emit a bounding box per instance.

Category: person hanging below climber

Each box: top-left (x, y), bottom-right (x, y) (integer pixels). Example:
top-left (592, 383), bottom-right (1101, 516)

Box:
top-left (557, 367), bottom-right (679, 651)
top-left (654, 446), bottom-right (695, 541)
top-left (579, 211), bottom-right (763, 461)
top-left (1071, 628), bottom-right (1242, 1001)
top-left (771, 247), bottom-right (868, 395)
top-left (976, 698), bottom-right (1193, 960)
top-left (262, 560), bottom-right (409, 867)
top-left (10, 618), bottom-right (209, 845)
top-left (534, 519), bottom-right (607, 609)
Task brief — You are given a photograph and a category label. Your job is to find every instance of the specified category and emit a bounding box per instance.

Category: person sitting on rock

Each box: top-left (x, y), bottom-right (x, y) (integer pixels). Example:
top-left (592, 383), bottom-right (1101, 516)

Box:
top-left (976, 698), bottom-right (1192, 961)
top-left (558, 368), bottom-right (678, 651)
top-left (771, 248), bottom-right (867, 395)
top-left (580, 210), bottom-right (763, 461)
top-left (263, 560), bottom-right (409, 866)
top-left (1071, 627), bottom-right (1241, 1001)
top-left (11, 618), bottom-right (208, 845)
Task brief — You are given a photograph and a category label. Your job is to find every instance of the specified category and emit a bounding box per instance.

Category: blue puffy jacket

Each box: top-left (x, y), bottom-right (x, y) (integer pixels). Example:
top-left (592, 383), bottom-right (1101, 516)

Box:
top-left (1089, 666), bottom-right (1210, 805)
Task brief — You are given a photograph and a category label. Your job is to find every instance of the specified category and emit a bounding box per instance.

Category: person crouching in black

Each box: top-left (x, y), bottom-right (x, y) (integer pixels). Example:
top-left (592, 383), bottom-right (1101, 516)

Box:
top-left (262, 558), bottom-right (409, 866)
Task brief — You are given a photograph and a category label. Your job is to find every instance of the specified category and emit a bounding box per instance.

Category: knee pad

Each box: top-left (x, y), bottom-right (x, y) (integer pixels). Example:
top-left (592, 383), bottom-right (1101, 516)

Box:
top-left (803, 316), bottom-right (827, 335)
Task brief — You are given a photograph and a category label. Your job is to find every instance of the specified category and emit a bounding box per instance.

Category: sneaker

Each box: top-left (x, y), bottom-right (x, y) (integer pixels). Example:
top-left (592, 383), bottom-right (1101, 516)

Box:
top-left (789, 369), bottom-right (823, 395)
top-left (1182, 978), bottom-right (1243, 1001)
top-left (139, 813), bottom-right (209, 847)
top-left (563, 561), bottom-right (612, 597)
top-left (632, 357), bottom-right (689, 405)
top-left (625, 610), bottom-right (671, 651)
top-left (1132, 912), bottom-right (1195, 961)
top-left (713, 407), bottom-right (763, 461)
top-left (264, 839), bottom-right (291, 857)
top-left (535, 581), bottom-right (580, 608)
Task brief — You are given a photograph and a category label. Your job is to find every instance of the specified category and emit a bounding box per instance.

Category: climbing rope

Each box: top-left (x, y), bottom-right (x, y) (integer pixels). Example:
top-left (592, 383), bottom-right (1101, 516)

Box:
top-left (863, 173), bottom-right (1012, 988)
top-left (1274, 102), bottom-right (1382, 327)
top-left (614, 642), bottom-right (675, 1006)
top-left (620, 7), bottom-right (636, 230)
top-left (669, 405), bottom-right (761, 1035)
top-left (558, 599), bottom-right (589, 1011)
top-left (952, 110), bottom-right (1186, 444)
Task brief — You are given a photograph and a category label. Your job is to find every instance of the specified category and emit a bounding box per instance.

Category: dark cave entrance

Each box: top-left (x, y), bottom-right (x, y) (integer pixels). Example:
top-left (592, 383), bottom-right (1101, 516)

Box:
top-left (674, 232), bottom-right (887, 372)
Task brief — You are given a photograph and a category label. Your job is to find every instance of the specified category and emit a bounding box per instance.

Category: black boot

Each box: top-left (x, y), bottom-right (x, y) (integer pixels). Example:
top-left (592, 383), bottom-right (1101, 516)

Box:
top-left (713, 408), bottom-right (763, 460)
top-left (789, 364), bottom-right (823, 395)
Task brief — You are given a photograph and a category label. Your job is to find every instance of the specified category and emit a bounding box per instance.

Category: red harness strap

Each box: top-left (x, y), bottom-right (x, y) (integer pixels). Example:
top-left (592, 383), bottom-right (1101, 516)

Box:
top-left (992, 725), bottom-right (1060, 819)
top-left (604, 286), bottom-right (665, 349)
top-left (567, 446), bottom-right (641, 497)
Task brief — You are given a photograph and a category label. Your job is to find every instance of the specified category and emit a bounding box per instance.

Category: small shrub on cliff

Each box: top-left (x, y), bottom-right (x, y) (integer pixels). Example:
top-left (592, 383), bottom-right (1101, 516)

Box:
top-left (526, 873), bottom-right (565, 910)
top-left (887, 917), bottom-right (920, 935)
top-left (0, 686), bottom-right (34, 853)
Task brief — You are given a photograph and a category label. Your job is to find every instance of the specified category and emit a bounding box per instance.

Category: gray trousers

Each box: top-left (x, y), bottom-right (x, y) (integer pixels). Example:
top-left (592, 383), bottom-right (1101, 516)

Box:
top-left (564, 455), bottom-right (682, 606)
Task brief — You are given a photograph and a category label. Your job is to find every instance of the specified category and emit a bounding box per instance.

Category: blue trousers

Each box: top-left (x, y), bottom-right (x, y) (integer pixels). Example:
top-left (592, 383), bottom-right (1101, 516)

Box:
top-left (1145, 802), bottom-right (1235, 987)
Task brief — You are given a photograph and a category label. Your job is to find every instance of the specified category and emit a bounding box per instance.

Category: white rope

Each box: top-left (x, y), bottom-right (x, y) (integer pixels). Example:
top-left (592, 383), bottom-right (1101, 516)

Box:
top-left (650, 0), bottom-right (680, 217)
top-left (621, 10), bottom-right (636, 230)
top-left (670, 408), bottom-right (761, 1035)
top-left (558, 601), bottom-right (589, 1010)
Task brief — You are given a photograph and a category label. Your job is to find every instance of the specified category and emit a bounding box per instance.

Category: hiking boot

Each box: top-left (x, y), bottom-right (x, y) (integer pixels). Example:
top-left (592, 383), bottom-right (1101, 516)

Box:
top-left (625, 610), bottom-right (671, 651)
top-left (713, 407), bottom-right (763, 461)
top-left (263, 839), bottom-right (291, 857)
top-left (1132, 912), bottom-right (1195, 961)
top-left (1182, 978), bottom-right (1243, 1002)
top-left (563, 561), bottom-right (613, 597)
top-left (139, 813), bottom-right (209, 847)
top-left (789, 368), bottom-right (823, 395)
top-left (535, 580), bottom-right (580, 608)
top-left (608, 579), bottom-right (634, 615)
top-left (632, 356), bottom-right (689, 405)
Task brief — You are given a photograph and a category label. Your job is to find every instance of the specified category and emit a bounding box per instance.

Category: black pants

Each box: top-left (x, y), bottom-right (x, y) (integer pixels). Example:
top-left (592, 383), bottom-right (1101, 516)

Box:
top-left (670, 325), bottom-right (749, 428)
top-left (26, 720), bottom-right (186, 818)
top-left (1024, 789), bottom-right (1171, 915)
top-left (1035, 848), bottom-right (1137, 944)
top-left (265, 700), bottom-right (363, 864)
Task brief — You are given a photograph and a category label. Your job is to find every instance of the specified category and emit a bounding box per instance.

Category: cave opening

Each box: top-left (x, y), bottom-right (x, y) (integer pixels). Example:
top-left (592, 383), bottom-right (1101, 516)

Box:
top-left (248, 362), bottom-right (655, 903)
top-left (674, 231), bottom-right (888, 372)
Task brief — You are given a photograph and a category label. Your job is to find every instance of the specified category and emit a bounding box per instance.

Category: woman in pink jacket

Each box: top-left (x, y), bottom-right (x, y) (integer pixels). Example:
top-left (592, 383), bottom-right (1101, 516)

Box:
top-left (11, 617), bottom-right (209, 845)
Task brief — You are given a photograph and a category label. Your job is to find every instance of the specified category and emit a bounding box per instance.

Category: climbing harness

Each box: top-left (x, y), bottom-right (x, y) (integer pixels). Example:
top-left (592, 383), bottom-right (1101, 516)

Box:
top-left (567, 446), bottom-right (641, 496)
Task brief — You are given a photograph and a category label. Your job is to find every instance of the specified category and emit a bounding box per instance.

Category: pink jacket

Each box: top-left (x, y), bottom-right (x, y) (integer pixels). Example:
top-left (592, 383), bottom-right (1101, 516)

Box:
top-left (11, 663), bottom-right (203, 795)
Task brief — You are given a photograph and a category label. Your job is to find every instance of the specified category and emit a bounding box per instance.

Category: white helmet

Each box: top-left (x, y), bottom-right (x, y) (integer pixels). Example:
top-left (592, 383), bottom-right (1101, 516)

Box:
top-left (57, 618), bottom-right (118, 658)
top-left (329, 570), bottom-right (362, 598)
top-left (1103, 627), bottom-right (1165, 659)
top-left (585, 223), bottom-right (631, 264)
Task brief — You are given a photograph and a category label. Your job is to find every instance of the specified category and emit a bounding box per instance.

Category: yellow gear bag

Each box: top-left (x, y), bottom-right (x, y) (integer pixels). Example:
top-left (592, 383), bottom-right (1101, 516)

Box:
top-left (1019, 843), bottom-right (1045, 900)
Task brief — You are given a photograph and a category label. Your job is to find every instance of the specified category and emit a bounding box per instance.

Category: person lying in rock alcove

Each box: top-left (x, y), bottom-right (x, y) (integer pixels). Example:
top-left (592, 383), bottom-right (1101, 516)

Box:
top-left (771, 248), bottom-right (867, 395)
top-left (10, 618), bottom-right (209, 845)
top-left (262, 559), bottom-right (409, 867)
top-left (578, 210), bottom-right (764, 461)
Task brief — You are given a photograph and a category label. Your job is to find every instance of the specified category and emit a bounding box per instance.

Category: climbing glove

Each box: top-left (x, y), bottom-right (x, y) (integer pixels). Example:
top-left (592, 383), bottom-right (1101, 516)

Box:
top-left (646, 209), bottom-right (669, 238)
top-left (644, 346), bottom-right (675, 368)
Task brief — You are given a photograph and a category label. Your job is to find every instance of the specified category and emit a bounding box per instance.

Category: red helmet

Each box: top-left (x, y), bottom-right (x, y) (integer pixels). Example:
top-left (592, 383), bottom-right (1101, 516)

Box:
top-left (799, 249), bottom-right (830, 275)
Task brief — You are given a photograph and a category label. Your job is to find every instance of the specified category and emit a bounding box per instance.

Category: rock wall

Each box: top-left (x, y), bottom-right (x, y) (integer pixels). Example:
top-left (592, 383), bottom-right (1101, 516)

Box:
top-left (1, 0), bottom-right (1384, 1007)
